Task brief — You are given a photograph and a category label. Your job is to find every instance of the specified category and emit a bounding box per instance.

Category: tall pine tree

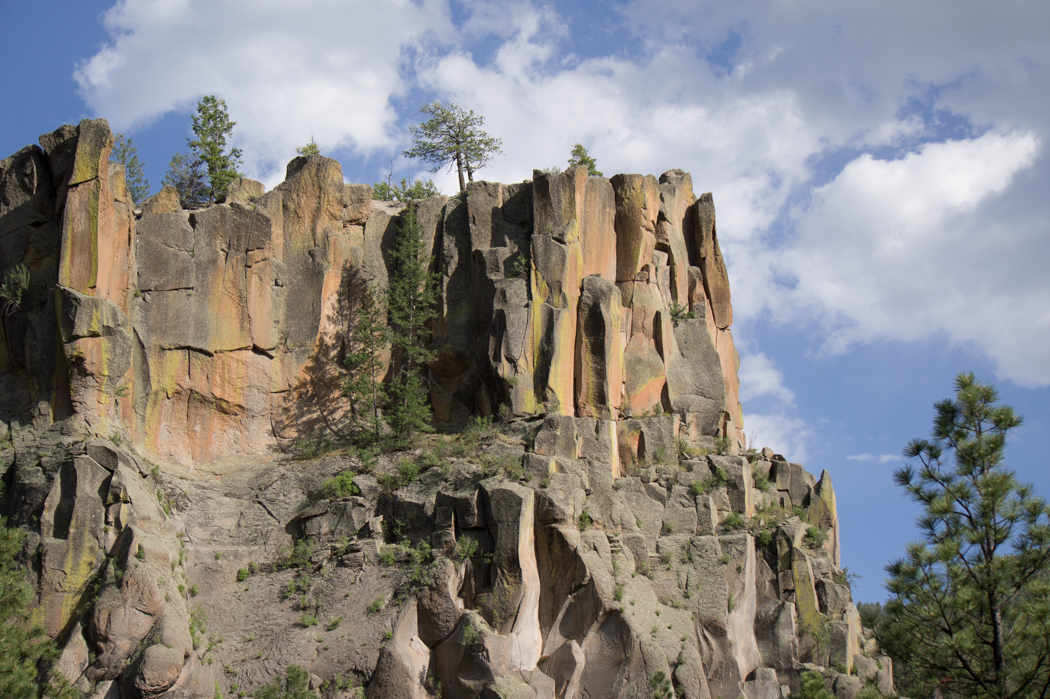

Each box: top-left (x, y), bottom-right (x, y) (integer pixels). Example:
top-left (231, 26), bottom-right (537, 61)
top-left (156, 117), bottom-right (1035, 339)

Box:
top-left (188, 95), bottom-right (242, 203)
top-left (385, 204), bottom-right (437, 441)
top-left (880, 373), bottom-right (1050, 698)
top-left (0, 503), bottom-right (75, 698)
top-left (110, 134), bottom-right (150, 203)
top-left (342, 270), bottom-right (388, 444)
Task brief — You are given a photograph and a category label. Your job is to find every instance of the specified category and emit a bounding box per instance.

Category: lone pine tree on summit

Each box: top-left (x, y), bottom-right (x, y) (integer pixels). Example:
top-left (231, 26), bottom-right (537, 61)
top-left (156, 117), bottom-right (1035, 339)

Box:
top-left (189, 95), bottom-right (243, 203)
top-left (567, 143), bottom-right (603, 177)
top-left (163, 95), bottom-right (242, 207)
top-left (880, 373), bottom-right (1050, 699)
top-left (404, 101), bottom-right (502, 192)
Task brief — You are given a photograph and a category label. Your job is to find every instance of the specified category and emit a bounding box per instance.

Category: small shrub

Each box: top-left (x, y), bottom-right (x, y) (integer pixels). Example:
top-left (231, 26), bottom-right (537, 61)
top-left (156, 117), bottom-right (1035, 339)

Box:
top-left (714, 436), bottom-right (731, 454)
top-left (654, 445), bottom-right (669, 464)
top-left (452, 536), bottom-right (479, 562)
top-left (790, 670), bottom-right (834, 699)
top-left (300, 612), bottom-right (318, 627)
top-left (462, 618), bottom-right (482, 645)
top-left (649, 670), bottom-right (674, 699)
top-left (135, 545), bottom-right (145, 561)
top-left (805, 526), bottom-right (827, 548)
top-left (614, 582), bottom-right (624, 601)
top-left (833, 567), bottom-right (860, 588)
top-left (189, 584), bottom-right (200, 597)
top-left (277, 537), bottom-right (316, 569)
top-left (578, 509), bottom-right (592, 531)
top-left (378, 547), bottom-right (398, 566)
top-left (539, 477), bottom-right (549, 489)
top-left (236, 567), bottom-right (250, 582)
top-left (464, 415), bottom-right (497, 444)
top-left (368, 598), bottom-right (385, 615)
top-left (757, 530), bottom-right (773, 547)
top-left (189, 606), bottom-right (208, 650)
top-left (752, 464), bottom-right (772, 492)
top-left (722, 512), bottom-right (746, 530)
top-left (397, 459), bottom-right (420, 483)
top-left (661, 521), bottom-right (674, 535)
top-left (727, 592), bottom-right (735, 613)
top-left (316, 470), bottom-right (360, 500)
top-left (326, 616), bottom-right (342, 631)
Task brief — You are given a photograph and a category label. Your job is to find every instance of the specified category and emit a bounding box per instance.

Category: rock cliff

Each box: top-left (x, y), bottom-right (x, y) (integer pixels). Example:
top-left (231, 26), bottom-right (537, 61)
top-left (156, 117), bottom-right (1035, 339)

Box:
top-left (0, 120), bottom-right (892, 698)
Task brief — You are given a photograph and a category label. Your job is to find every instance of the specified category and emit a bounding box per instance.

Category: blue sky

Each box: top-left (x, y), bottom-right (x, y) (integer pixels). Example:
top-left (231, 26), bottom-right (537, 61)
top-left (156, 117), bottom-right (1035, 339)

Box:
top-left (3, 0), bottom-right (1049, 602)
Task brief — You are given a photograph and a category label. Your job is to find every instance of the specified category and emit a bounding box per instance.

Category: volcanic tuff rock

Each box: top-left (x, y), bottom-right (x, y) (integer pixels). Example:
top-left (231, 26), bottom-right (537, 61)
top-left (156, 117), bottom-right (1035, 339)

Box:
top-left (0, 120), bottom-right (891, 698)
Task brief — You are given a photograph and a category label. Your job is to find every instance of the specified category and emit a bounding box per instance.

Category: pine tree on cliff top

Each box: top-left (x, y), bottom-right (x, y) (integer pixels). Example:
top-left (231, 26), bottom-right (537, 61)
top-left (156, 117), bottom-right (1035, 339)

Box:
top-left (189, 95), bottom-right (243, 203)
top-left (567, 143), bottom-right (603, 177)
top-left (110, 133), bottom-right (150, 203)
top-left (403, 101), bottom-right (502, 192)
top-left (880, 373), bottom-right (1050, 698)
top-left (385, 204), bottom-right (438, 441)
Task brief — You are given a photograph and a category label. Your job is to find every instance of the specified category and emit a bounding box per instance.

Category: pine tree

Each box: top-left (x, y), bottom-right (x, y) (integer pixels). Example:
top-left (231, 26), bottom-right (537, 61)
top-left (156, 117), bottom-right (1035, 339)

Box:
top-left (188, 95), bottom-right (242, 203)
top-left (567, 143), bottom-right (603, 177)
top-left (403, 101), bottom-right (502, 192)
top-left (880, 372), bottom-right (1050, 698)
top-left (110, 133), bottom-right (151, 202)
top-left (789, 671), bottom-right (834, 699)
top-left (0, 508), bottom-right (74, 698)
top-left (342, 271), bottom-right (388, 444)
top-left (385, 204), bottom-right (438, 441)
top-left (295, 140), bottom-right (320, 156)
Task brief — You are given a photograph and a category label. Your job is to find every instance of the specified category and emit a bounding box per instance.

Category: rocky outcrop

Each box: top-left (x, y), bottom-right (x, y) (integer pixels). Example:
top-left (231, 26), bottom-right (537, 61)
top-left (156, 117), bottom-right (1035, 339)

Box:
top-left (2, 123), bottom-right (743, 467)
top-left (0, 122), bottom-right (890, 699)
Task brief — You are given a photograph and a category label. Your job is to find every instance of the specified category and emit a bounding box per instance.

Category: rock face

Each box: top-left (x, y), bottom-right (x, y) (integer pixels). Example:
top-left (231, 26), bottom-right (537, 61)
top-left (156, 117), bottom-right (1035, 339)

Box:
top-left (1, 125), bottom-right (742, 466)
top-left (0, 123), bottom-right (890, 699)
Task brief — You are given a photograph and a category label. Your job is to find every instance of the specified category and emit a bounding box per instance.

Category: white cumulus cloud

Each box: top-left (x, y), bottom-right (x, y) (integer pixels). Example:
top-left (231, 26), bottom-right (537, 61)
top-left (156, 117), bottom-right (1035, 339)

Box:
top-left (74, 0), bottom-right (455, 180)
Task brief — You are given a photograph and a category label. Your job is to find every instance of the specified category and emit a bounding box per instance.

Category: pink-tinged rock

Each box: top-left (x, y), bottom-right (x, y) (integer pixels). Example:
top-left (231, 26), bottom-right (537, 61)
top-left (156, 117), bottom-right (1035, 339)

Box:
top-left (692, 193), bottom-right (732, 330)
top-left (575, 275), bottom-right (622, 419)
top-left (611, 174), bottom-right (659, 282)
top-left (715, 326), bottom-right (743, 442)
top-left (581, 176), bottom-right (616, 280)
top-left (141, 186), bottom-right (181, 215)
top-left (223, 177), bottom-right (264, 205)
top-left (343, 183), bottom-right (373, 225)
top-left (658, 169), bottom-right (695, 305)
top-left (530, 168), bottom-right (587, 415)
top-left (622, 333), bottom-right (665, 416)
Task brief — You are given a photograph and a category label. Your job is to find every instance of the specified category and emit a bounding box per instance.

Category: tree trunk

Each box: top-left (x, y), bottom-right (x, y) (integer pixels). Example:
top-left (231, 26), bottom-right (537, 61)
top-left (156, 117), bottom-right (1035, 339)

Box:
top-left (990, 592), bottom-right (1007, 698)
top-left (455, 150), bottom-right (465, 192)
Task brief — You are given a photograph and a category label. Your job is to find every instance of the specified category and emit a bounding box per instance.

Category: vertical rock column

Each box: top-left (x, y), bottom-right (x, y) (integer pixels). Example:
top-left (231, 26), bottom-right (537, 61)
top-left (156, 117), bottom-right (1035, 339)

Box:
top-left (47, 119), bottom-right (135, 432)
top-left (529, 167), bottom-right (587, 415)
top-left (612, 174), bottom-right (665, 416)
top-left (692, 193), bottom-right (744, 445)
